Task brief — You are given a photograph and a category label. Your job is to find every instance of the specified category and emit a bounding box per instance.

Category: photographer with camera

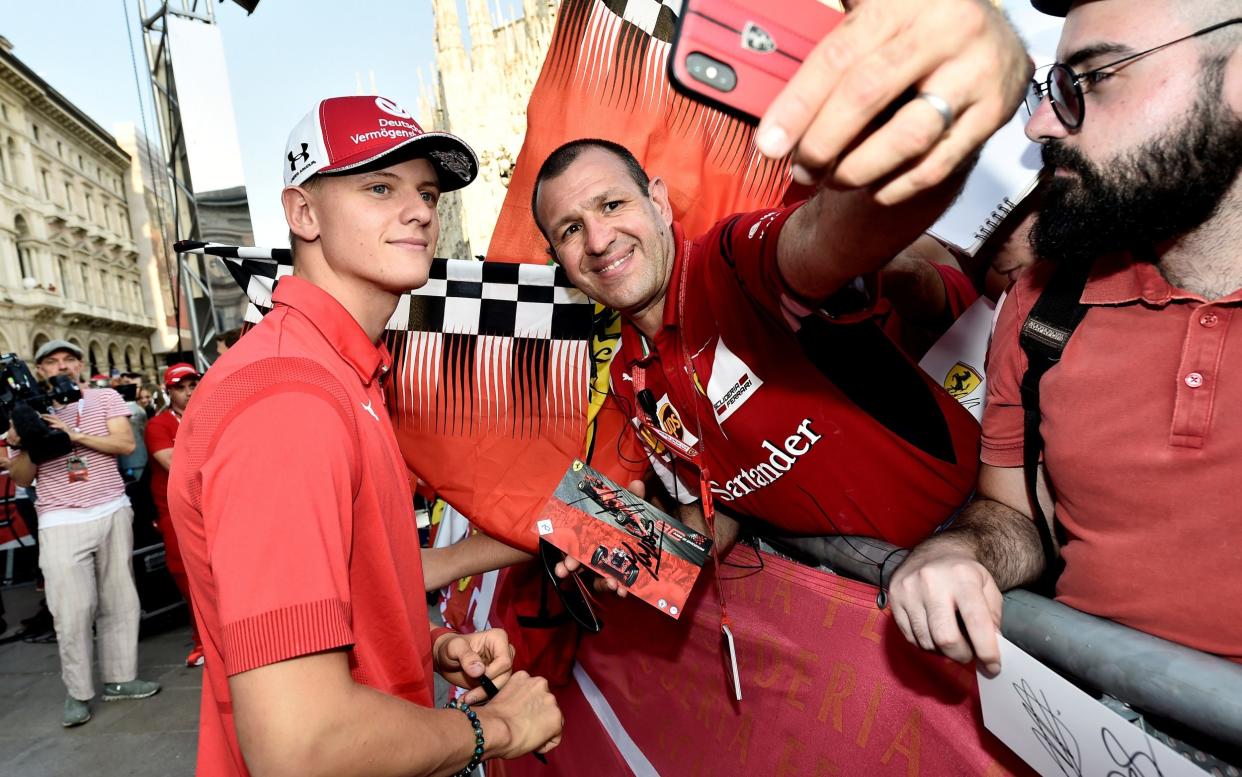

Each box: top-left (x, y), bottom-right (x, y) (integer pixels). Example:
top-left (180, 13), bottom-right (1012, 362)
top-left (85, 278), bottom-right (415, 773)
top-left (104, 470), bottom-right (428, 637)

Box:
top-left (5, 340), bottom-right (161, 728)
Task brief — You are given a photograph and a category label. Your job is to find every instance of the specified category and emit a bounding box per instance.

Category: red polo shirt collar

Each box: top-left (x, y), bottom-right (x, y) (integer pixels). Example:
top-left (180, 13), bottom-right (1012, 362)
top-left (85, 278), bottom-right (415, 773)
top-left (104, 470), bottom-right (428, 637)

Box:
top-left (271, 275), bottom-right (393, 386)
top-left (658, 221), bottom-right (689, 332)
top-left (1082, 252), bottom-right (1242, 307)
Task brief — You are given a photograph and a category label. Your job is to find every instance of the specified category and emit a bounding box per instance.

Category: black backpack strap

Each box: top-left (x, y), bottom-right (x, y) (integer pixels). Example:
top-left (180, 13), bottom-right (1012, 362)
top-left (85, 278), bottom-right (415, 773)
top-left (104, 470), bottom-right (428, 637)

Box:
top-left (1017, 259), bottom-right (1094, 586)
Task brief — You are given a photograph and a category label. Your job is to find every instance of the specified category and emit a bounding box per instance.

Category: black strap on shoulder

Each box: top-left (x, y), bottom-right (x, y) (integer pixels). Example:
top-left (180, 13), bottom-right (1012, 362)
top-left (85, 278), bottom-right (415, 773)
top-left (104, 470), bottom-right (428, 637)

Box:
top-left (1018, 258), bottom-right (1094, 587)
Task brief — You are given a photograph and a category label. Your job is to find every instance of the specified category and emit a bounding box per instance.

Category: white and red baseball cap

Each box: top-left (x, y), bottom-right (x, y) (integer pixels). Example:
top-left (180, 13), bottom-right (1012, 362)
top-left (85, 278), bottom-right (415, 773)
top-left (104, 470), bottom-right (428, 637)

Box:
top-left (283, 95), bottom-right (478, 191)
top-left (164, 363), bottom-right (201, 387)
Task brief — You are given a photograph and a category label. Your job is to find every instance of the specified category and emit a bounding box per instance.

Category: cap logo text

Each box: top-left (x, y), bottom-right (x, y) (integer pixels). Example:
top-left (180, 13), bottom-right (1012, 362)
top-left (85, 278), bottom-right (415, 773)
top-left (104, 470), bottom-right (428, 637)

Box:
top-left (375, 97), bottom-right (412, 119)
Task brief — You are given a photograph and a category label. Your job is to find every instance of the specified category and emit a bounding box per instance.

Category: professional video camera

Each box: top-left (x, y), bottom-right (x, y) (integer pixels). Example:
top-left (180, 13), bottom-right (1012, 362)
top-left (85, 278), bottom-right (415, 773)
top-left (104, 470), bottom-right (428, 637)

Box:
top-left (0, 353), bottom-right (80, 464)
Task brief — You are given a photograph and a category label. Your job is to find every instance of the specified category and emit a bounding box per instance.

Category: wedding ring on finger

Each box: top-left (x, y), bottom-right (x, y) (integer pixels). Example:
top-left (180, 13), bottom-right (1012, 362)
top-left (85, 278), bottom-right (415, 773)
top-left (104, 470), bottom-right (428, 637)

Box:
top-left (916, 92), bottom-right (954, 134)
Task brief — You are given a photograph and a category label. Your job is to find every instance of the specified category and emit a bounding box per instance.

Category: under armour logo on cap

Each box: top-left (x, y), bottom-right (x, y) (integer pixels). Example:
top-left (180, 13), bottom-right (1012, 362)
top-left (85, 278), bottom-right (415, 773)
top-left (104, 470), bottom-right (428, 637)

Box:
top-left (288, 143), bottom-right (310, 171)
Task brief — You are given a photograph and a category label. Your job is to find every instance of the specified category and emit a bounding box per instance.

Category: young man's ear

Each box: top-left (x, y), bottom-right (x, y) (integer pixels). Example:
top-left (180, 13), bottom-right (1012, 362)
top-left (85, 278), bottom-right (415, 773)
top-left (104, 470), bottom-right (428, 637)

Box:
top-left (281, 185), bottom-right (320, 245)
top-left (648, 176), bottom-right (674, 228)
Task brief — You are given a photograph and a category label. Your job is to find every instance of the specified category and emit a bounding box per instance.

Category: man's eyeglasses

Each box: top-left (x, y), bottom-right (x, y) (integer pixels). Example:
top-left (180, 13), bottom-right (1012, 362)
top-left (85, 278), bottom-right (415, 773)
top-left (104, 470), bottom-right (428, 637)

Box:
top-left (1024, 17), bottom-right (1242, 130)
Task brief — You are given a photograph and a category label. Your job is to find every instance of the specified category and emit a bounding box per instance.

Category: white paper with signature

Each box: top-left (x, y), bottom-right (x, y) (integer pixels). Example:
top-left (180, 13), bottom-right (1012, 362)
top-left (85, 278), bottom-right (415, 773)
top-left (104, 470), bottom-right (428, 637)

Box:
top-left (978, 636), bottom-right (1203, 777)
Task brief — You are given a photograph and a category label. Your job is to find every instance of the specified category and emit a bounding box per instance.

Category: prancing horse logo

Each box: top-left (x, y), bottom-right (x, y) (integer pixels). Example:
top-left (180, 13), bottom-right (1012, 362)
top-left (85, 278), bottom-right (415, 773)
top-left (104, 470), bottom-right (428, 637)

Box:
top-left (943, 361), bottom-right (982, 399)
top-left (742, 22), bottom-right (776, 53)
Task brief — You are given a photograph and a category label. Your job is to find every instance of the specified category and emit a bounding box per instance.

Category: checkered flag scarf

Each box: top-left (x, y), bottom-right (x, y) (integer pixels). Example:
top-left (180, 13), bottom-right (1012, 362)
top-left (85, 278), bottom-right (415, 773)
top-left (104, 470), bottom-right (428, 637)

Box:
top-left (178, 240), bottom-right (597, 551)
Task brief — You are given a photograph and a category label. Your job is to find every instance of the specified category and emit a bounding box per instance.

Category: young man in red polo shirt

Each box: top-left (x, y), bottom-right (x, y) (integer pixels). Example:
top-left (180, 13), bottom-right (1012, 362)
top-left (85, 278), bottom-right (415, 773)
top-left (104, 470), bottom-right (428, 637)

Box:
top-left (888, 0), bottom-right (1242, 672)
top-left (145, 362), bottom-right (202, 667)
top-left (169, 96), bottom-right (562, 777)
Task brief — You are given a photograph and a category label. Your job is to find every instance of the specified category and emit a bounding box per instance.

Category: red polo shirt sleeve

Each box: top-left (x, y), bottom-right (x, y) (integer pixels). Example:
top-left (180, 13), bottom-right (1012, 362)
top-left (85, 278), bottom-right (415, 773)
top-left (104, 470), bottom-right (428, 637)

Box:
top-left (145, 412), bottom-right (176, 455)
top-left (201, 389), bottom-right (357, 676)
top-left (980, 267), bottom-right (1048, 467)
top-left (704, 205), bottom-right (879, 326)
top-left (933, 261), bottom-right (980, 320)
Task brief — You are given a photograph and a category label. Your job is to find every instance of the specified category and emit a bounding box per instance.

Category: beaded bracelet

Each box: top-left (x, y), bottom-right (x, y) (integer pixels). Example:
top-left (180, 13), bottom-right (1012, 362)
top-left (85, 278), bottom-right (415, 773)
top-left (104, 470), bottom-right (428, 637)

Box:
top-left (446, 699), bottom-right (485, 776)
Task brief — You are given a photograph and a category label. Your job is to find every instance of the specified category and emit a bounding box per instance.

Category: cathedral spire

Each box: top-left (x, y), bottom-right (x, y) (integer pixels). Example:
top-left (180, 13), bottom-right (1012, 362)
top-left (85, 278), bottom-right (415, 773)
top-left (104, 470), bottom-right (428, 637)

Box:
top-left (467, 0), bottom-right (495, 70)
top-left (432, 0), bottom-right (465, 73)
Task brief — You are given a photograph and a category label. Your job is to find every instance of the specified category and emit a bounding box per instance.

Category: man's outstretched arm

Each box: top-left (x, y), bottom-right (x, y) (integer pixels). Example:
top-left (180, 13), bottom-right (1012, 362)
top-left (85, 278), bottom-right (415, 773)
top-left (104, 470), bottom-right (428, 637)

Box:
top-left (887, 462), bottom-right (1050, 673)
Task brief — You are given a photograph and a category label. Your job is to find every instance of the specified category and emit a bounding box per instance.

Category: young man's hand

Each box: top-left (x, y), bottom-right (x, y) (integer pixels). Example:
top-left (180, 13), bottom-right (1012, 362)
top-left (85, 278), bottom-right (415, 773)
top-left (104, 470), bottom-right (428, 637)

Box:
top-left (433, 628), bottom-right (516, 704)
top-left (475, 671), bottom-right (564, 760)
top-left (756, 0), bottom-right (1031, 204)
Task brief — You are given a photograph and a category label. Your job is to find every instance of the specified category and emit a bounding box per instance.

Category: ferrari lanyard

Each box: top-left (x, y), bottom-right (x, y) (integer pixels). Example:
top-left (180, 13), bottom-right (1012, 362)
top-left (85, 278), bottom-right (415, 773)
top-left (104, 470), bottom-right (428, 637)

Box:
top-left (628, 238), bottom-right (742, 700)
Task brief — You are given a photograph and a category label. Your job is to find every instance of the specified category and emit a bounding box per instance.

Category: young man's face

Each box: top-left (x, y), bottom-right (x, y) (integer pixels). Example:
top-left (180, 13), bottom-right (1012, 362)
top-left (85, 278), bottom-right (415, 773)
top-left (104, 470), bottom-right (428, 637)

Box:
top-left (36, 350), bottom-right (83, 383)
top-left (535, 148), bottom-right (676, 322)
top-left (168, 379), bottom-right (197, 412)
top-left (304, 157), bottom-right (442, 294)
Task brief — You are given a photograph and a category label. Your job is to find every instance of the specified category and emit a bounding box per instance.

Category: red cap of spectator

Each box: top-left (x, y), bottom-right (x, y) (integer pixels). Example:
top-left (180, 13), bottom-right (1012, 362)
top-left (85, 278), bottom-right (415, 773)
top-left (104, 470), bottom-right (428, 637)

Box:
top-left (164, 363), bottom-right (201, 387)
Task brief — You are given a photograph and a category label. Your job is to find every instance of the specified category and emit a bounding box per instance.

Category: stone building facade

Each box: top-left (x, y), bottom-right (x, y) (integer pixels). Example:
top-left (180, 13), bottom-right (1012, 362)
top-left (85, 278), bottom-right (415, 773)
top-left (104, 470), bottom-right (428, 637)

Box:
top-left (0, 36), bottom-right (159, 378)
top-left (420, 0), bottom-right (558, 259)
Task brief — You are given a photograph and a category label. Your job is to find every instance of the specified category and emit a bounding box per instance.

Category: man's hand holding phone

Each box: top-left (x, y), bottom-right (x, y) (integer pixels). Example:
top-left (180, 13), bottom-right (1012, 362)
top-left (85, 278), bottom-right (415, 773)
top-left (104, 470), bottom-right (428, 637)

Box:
top-left (755, 0), bottom-right (1031, 204)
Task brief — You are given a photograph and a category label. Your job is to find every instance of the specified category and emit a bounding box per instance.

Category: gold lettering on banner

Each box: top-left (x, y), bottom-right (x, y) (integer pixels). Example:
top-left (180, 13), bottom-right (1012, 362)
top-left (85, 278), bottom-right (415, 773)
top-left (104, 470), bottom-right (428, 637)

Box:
top-left (880, 708), bottom-right (923, 777)
top-left (815, 660), bottom-right (857, 732)
top-left (696, 684), bottom-right (726, 739)
top-left (855, 681), bottom-right (885, 749)
top-left (771, 578), bottom-right (792, 615)
top-left (658, 725), bottom-right (694, 765)
top-left (814, 756), bottom-right (842, 776)
top-left (654, 665), bottom-right (693, 712)
top-left (751, 574), bottom-right (765, 605)
top-left (676, 662), bottom-right (698, 712)
top-left (822, 598), bottom-right (841, 629)
top-left (659, 667), bottom-right (677, 694)
top-left (860, 607), bottom-right (885, 643)
top-left (727, 710), bottom-right (754, 766)
top-left (755, 634), bottom-right (784, 688)
top-left (637, 653), bottom-right (654, 675)
top-left (776, 735), bottom-right (804, 777)
top-left (724, 573), bottom-right (747, 602)
top-left (786, 649), bottom-right (820, 711)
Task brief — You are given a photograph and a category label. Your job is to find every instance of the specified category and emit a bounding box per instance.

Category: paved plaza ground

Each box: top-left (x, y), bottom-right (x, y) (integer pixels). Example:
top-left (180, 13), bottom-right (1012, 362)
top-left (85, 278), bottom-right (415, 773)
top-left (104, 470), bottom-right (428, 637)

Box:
top-left (0, 582), bottom-right (200, 777)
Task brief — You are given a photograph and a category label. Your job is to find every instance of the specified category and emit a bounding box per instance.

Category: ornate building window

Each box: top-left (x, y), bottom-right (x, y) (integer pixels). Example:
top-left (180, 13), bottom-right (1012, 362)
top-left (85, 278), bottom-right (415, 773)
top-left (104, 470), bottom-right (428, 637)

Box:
top-left (14, 215), bottom-right (31, 280)
top-left (4, 137), bottom-right (17, 185)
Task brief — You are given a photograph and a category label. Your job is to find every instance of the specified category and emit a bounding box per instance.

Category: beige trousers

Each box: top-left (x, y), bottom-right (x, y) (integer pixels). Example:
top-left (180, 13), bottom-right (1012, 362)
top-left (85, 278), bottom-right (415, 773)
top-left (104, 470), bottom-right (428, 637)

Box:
top-left (39, 505), bottom-right (142, 701)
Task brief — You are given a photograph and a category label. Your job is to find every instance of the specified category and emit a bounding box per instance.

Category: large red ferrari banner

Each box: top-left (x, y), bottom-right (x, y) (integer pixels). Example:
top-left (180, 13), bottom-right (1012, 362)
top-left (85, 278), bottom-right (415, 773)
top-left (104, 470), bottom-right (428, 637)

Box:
top-left (492, 548), bottom-right (1034, 777)
top-left (485, 0), bottom-right (799, 265)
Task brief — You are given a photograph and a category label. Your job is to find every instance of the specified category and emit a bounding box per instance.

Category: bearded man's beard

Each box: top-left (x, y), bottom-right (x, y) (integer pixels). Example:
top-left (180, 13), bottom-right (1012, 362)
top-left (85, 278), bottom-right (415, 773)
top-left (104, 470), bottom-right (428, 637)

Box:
top-left (1032, 66), bottom-right (1242, 266)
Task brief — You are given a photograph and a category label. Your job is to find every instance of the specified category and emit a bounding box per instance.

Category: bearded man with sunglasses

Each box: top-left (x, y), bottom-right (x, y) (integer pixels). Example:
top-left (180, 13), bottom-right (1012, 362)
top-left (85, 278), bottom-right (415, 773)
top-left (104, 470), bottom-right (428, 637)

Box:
top-left (889, 0), bottom-right (1242, 673)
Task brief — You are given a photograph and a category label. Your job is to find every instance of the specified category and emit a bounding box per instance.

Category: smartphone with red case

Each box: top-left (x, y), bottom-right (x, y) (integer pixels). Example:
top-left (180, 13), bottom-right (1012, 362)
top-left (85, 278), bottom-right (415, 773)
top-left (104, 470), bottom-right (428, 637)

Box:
top-left (669, 0), bottom-right (846, 123)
